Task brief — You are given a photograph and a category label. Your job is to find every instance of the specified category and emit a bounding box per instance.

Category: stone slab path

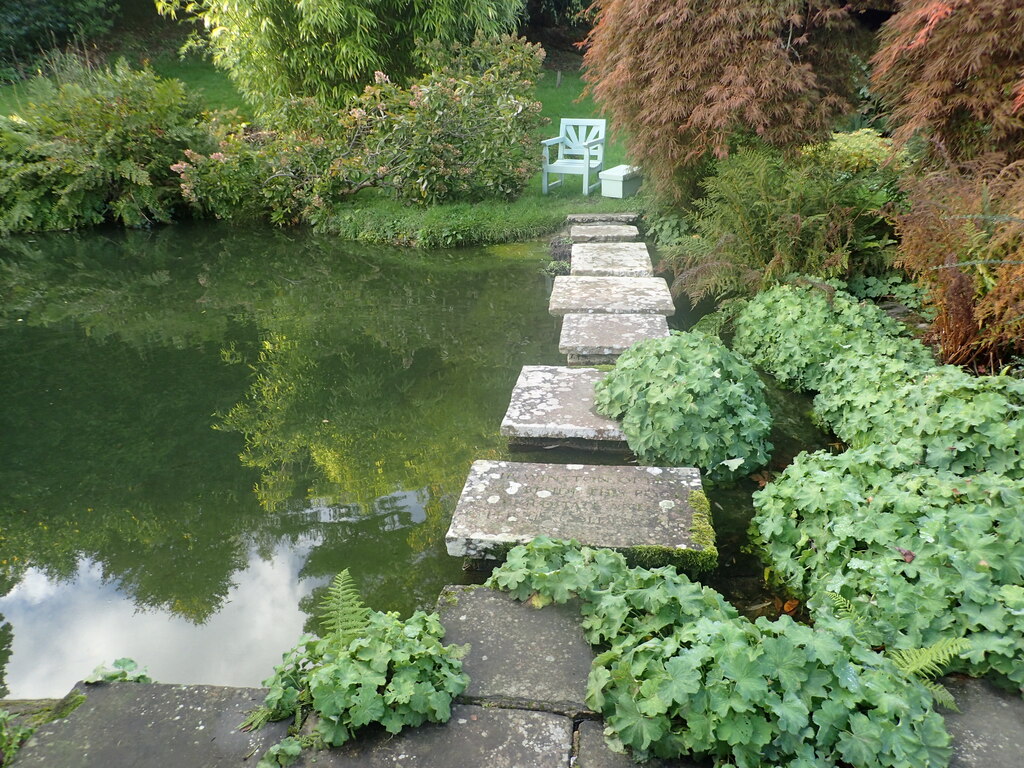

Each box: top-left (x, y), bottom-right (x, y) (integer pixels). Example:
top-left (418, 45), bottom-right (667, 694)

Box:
top-left (565, 213), bottom-right (640, 225)
top-left (560, 313), bottom-right (670, 365)
top-left (445, 460), bottom-right (706, 563)
top-left (571, 242), bottom-right (653, 277)
top-left (549, 276), bottom-right (674, 316)
top-left (569, 224), bottom-right (641, 243)
top-left (499, 365), bottom-right (626, 450)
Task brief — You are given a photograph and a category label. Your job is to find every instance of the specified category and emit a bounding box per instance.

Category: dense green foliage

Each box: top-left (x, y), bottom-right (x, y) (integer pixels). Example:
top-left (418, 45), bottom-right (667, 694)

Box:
top-left (0, 709), bottom-right (34, 767)
top-left (175, 37), bottom-right (544, 219)
top-left (815, 361), bottom-right (1024, 478)
top-left (594, 332), bottom-right (772, 481)
top-left (0, 59), bottom-right (208, 234)
top-left (0, 0), bottom-right (118, 81)
top-left (662, 138), bottom-right (900, 302)
top-left (156, 0), bottom-right (522, 120)
top-left (83, 657), bottom-right (153, 684)
top-left (752, 447), bottom-right (1024, 690)
top-left (488, 538), bottom-right (951, 768)
top-left (245, 571), bottom-right (467, 765)
top-left (732, 283), bottom-right (933, 391)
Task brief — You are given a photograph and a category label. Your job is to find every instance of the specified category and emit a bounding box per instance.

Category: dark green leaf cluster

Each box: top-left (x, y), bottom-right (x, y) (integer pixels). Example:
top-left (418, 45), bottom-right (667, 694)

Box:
top-left (250, 576), bottom-right (468, 765)
top-left (487, 538), bottom-right (951, 768)
top-left (0, 0), bottom-right (117, 80)
top-left (0, 709), bottom-right (34, 766)
top-left (751, 447), bottom-right (1024, 690)
top-left (594, 332), bottom-right (772, 481)
top-left (0, 59), bottom-right (209, 234)
top-left (815, 363), bottom-right (1024, 478)
top-left (732, 283), bottom-right (933, 392)
top-left (661, 140), bottom-right (901, 303)
top-left (82, 657), bottom-right (153, 684)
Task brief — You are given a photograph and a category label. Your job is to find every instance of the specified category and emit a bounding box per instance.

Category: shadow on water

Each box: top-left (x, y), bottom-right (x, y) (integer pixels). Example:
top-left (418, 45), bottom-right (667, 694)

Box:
top-left (0, 223), bottom-right (561, 697)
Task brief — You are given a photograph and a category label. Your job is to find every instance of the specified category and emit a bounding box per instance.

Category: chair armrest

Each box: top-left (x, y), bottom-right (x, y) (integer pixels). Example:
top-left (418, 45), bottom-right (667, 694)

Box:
top-left (583, 137), bottom-right (605, 148)
top-left (541, 137), bottom-right (564, 146)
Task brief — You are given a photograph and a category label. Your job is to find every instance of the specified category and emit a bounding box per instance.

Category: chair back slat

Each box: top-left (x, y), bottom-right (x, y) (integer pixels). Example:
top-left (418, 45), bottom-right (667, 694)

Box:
top-left (557, 118), bottom-right (606, 164)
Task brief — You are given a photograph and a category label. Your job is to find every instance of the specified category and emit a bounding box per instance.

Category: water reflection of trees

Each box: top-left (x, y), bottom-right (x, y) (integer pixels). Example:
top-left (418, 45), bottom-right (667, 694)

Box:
top-left (0, 224), bottom-right (556, 631)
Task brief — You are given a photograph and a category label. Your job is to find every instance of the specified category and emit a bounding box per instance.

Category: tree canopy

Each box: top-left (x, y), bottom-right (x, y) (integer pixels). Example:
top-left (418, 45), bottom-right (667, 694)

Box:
top-left (156, 0), bottom-right (524, 118)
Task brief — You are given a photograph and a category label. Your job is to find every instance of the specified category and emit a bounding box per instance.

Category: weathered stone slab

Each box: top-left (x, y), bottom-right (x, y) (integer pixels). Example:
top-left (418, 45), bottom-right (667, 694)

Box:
top-left (549, 276), bottom-right (674, 316)
top-left (565, 213), bottom-right (640, 225)
top-left (499, 365), bottom-right (626, 450)
top-left (445, 460), bottom-right (710, 569)
top-left (944, 676), bottom-right (1024, 768)
top-left (574, 720), bottom-right (707, 767)
top-left (570, 224), bottom-right (641, 243)
top-left (295, 704), bottom-right (572, 767)
top-left (560, 314), bottom-right (670, 365)
top-left (14, 683), bottom-right (289, 768)
top-left (437, 586), bottom-right (593, 716)
top-left (571, 243), bottom-right (653, 277)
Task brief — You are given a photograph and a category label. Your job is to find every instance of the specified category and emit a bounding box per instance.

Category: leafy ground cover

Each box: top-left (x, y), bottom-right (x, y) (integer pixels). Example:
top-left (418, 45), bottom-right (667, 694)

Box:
top-left (488, 538), bottom-right (952, 768)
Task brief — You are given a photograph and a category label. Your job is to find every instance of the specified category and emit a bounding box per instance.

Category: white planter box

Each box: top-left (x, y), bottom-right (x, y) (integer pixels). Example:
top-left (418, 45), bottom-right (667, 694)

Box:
top-left (599, 165), bottom-right (643, 199)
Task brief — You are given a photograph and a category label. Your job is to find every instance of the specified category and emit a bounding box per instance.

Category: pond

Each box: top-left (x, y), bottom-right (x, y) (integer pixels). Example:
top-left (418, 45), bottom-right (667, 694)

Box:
top-left (0, 225), bottom-right (831, 700)
top-left (0, 224), bottom-right (563, 698)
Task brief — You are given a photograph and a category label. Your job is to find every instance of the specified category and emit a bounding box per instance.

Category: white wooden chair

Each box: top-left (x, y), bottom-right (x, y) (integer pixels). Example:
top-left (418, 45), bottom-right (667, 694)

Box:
top-left (541, 118), bottom-right (606, 195)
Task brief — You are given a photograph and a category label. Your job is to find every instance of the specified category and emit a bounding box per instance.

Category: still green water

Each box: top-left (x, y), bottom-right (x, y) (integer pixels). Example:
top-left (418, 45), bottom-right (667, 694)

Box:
top-left (0, 224), bottom-right (562, 698)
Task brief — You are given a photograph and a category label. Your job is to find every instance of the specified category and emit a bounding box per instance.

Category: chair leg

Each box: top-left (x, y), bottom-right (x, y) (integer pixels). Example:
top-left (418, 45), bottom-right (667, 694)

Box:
top-left (542, 169), bottom-right (549, 194)
top-left (582, 166), bottom-right (590, 196)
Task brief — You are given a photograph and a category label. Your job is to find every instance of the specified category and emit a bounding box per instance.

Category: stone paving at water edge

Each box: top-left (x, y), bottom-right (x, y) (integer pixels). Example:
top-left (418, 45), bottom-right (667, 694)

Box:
top-left (549, 276), bottom-right (675, 317)
top-left (559, 313), bottom-right (671, 365)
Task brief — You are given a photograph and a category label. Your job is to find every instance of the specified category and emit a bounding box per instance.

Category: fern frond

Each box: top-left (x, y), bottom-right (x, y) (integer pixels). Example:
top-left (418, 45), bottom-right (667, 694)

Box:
top-left (239, 705), bottom-right (273, 732)
top-left (319, 569), bottom-right (371, 642)
top-left (919, 679), bottom-right (960, 713)
top-left (823, 591), bottom-right (866, 638)
top-left (887, 637), bottom-right (969, 679)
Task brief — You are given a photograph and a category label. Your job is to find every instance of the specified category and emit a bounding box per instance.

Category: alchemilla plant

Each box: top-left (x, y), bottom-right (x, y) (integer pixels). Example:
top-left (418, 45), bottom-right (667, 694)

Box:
top-left (243, 571), bottom-right (468, 767)
top-left (594, 331), bottom-right (772, 481)
top-left (487, 538), bottom-right (952, 768)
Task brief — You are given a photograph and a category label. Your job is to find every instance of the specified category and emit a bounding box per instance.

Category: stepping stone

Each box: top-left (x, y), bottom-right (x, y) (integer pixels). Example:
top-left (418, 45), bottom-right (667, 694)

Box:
top-left (445, 460), bottom-right (713, 572)
top-left (499, 365), bottom-right (626, 450)
top-left (437, 586), bottom-right (594, 716)
top-left (571, 242), bottom-right (653, 277)
top-left (549, 276), bottom-right (674, 316)
top-left (14, 683), bottom-right (289, 768)
top-left (293, 704), bottom-right (572, 767)
top-left (943, 675), bottom-right (1024, 768)
top-left (565, 213), bottom-right (640, 225)
top-left (559, 314), bottom-right (670, 365)
top-left (569, 224), bottom-right (641, 243)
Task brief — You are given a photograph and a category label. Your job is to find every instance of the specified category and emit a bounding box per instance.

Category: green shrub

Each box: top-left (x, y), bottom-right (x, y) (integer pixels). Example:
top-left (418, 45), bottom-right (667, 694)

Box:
top-left (815, 361), bottom-right (1024, 477)
top-left (662, 145), bottom-right (899, 302)
top-left (245, 572), bottom-right (467, 765)
top-left (751, 446), bottom-right (1024, 689)
top-left (0, 59), bottom-right (209, 234)
top-left (488, 538), bottom-right (951, 768)
top-left (175, 37), bottom-right (545, 223)
top-left (594, 332), bottom-right (772, 481)
top-left (731, 283), bottom-right (933, 391)
top-left (0, 1), bottom-right (118, 81)
top-left (1, 709), bottom-right (34, 767)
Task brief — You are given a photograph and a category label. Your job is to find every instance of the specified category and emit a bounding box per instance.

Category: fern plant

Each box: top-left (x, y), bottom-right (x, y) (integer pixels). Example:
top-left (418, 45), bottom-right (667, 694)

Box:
top-left (824, 592), bottom-right (968, 711)
top-left (242, 570), bottom-right (468, 767)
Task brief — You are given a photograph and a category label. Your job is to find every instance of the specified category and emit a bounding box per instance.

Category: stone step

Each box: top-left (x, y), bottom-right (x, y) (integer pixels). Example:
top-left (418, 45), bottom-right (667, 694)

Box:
top-left (549, 276), bottom-right (674, 317)
top-left (436, 586), bottom-right (594, 717)
top-left (499, 365), bottom-right (625, 450)
top-left (569, 224), bottom-right (640, 243)
top-left (445, 460), bottom-right (713, 572)
top-left (560, 313), bottom-right (670, 365)
top-left (565, 213), bottom-right (640, 225)
top-left (570, 242), bottom-right (653, 277)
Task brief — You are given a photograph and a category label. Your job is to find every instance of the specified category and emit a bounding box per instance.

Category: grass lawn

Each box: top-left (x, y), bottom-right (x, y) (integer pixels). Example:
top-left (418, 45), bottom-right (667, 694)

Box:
top-left (0, 47), bottom-right (642, 246)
